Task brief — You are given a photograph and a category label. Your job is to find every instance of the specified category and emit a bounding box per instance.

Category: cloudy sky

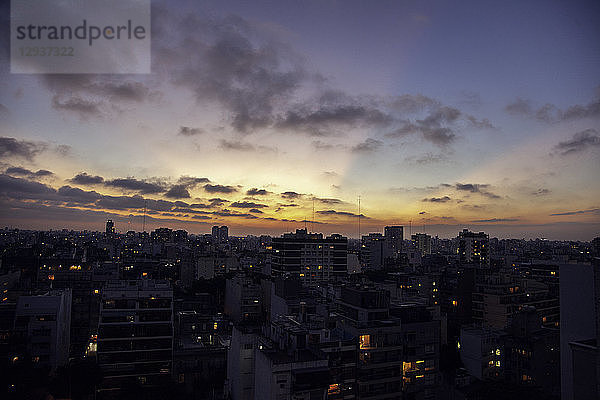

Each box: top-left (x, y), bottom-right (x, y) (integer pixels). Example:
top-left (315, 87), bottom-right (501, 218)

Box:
top-left (0, 0), bottom-right (599, 240)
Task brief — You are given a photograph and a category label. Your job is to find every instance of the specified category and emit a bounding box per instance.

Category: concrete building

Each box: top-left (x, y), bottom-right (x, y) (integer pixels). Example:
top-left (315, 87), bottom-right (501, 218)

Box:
top-left (97, 279), bottom-right (173, 395)
top-left (559, 262), bottom-right (596, 400)
top-left (412, 233), bottom-right (432, 256)
top-left (472, 272), bottom-right (558, 330)
top-left (336, 286), bottom-right (441, 399)
top-left (225, 273), bottom-right (263, 324)
top-left (105, 219), bottom-right (115, 235)
top-left (226, 325), bottom-right (261, 400)
top-left (212, 225), bottom-right (229, 244)
top-left (384, 225), bottom-right (404, 258)
top-left (13, 289), bottom-right (72, 369)
top-left (458, 229), bottom-right (489, 266)
top-left (271, 229), bottom-right (348, 284)
top-left (361, 233), bottom-right (388, 271)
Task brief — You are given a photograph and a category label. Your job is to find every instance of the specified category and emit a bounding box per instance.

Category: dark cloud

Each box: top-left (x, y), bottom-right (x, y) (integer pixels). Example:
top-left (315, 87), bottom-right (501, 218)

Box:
top-left (550, 208), bottom-right (600, 216)
top-left (281, 191), bottom-right (301, 199)
top-left (405, 153), bottom-right (448, 165)
top-left (219, 139), bottom-right (255, 151)
top-left (208, 198), bottom-right (229, 206)
top-left (315, 197), bottom-right (343, 205)
top-left (5, 167), bottom-right (53, 179)
top-left (423, 196), bottom-right (451, 203)
top-left (178, 126), bottom-right (205, 136)
top-left (212, 209), bottom-right (258, 219)
top-left (472, 218), bottom-right (519, 223)
top-left (246, 188), bottom-right (270, 196)
top-left (0, 137), bottom-right (46, 160)
top-left (505, 96), bottom-right (600, 122)
top-left (505, 98), bottom-right (532, 117)
top-left (229, 201), bottom-right (268, 208)
top-left (455, 183), bottom-right (500, 199)
top-left (277, 102), bottom-right (392, 135)
top-left (0, 174), bottom-right (57, 200)
top-left (316, 209), bottom-right (369, 219)
top-left (57, 186), bottom-right (102, 203)
top-left (51, 95), bottom-right (102, 117)
top-left (105, 177), bottom-right (167, 194)
top-left (43, 75), bottom-right (153, 117)
top-left (311, 141), bottom-right (337, 151)
top-left (391, 94), bottom-right (438, 114)
top-left (386, 100), bottom-right (493, 146)
top-left (553, 129), bottom-right (600, 155)
top-left (164, 176), bottom-right (210, 199)
top-left (532, 188), bottom-right (550, 196)
top-left (351, 138), bottom-right (382, 153)
top-left (204, 184), bottom-right (238, 194)
top-left (95, 195), bottom-right (175, 212)
top-left (164, 185), bottom-right (191, 199)
top-left (177, 176), bottom-right (210, 187)
top-left (192, 215), bottom-right (212, 220)
top-left (153, 9), bottom-right (307, 133)
top-left (456, 183), bottom-right (488, 193)
top-left (69, 172), bottom-right (105, 185)
top-left (248, 208), bottom-right (264, 214)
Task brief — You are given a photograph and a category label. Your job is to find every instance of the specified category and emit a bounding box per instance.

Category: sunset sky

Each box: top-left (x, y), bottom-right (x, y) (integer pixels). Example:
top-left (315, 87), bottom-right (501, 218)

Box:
top-left (0, 0), bottom-right (599, 240)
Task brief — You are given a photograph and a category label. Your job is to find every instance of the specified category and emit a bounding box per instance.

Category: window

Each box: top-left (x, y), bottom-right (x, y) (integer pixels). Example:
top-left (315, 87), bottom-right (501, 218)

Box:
top-left (359, 334), bottom-right (371, 349)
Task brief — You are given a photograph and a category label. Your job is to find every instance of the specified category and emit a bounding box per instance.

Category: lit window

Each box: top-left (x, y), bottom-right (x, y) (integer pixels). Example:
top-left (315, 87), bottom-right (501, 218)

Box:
top-left (359, 334), bottom-right (371, 349)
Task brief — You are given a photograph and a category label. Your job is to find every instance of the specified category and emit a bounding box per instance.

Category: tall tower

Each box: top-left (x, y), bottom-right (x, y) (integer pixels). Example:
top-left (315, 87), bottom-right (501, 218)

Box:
top-left (384, 225), bottom-right (403, 257)
top-left (105, 219), bottom-right (115, 235)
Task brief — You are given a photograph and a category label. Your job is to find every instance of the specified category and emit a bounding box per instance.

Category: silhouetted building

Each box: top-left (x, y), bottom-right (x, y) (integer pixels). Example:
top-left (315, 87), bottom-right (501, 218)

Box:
top-left (212, 225), bottom-right (229, 244)
top-left (151, 227), bottom-right (173, 243)
top-left (412, 233), bottom-right (432, 256)
top-left (361, 233), bottom-right (387, 270)
top-left (13, 289), bottom-right (72, 369)
top-left (458, 229), bottom-right (489, 266)
top-left (105, 219), bottom-right (115, 235)
top-left (97, 280), bottom-right (173, 396)
top-left (271, 229), bottom-right (347, 284)
top-left (385, 225), bottom-right (404, 257)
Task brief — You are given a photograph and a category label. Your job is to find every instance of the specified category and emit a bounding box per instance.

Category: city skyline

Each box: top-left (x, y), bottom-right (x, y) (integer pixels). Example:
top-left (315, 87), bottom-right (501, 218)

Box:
top-left (1, 0), bottom-right (599, 240)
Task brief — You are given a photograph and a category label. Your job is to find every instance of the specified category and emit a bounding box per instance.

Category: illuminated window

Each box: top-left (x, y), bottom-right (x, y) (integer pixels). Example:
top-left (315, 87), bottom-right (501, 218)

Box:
top-left (327, 384), bottom-right (341, 395)
top-left (359, 334), bottom-right (371, 349)
top-left (452, 300), bottom-right (458, 307)
top-left (403, 361), bottom-right (417, 373)
top-left (495, 360), bottom-right (501, 367)
top-left (495, 349), bottom-right (501, 356)
top-left (213, 322), bottom-right (218, 330)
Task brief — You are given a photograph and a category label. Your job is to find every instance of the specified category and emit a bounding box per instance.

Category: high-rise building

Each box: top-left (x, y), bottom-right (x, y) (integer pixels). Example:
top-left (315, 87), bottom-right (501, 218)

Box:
top-left (384, 225), bottom-right (403, 257)
top-left (212, 226), bottom-right (229, 243)
top-left (336, 286), bottom-right (441, 399)
top-left (271, 229), bottom-right (347, 284)
top-left (151, 227), bottom-right (173, 243)
top-left (361, 233), bottom-right (387, 270)
top-left (13, 289), bottom-right (72, 369)
top-left (458, 229), bottom-right (490, 266)
top-left (97, 280), bottom-right (173, 395)
top-left (105, 219), bottom-right (115, 235)
top-left (412, 233), bottom-right (432, 256)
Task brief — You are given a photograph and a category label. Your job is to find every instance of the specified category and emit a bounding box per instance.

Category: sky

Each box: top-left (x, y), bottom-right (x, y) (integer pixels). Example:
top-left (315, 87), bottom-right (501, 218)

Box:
top-left (0, 0), bottom-right (599, 240)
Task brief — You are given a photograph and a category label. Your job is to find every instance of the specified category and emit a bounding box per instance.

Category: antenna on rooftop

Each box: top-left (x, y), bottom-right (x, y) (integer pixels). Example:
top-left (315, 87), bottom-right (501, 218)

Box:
top-left (142, 199), bottom-right (147, 233)
top-left (358, 195), bottom-right (361, 239)
top-left (312, 198), bottom-right (315, 233)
